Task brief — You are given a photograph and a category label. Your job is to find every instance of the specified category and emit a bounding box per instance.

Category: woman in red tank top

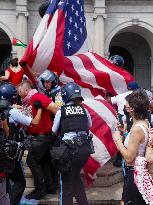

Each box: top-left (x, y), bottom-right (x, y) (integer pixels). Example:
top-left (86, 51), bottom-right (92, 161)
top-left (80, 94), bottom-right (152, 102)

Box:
top-left (0, 58), bottom-right (24, 86)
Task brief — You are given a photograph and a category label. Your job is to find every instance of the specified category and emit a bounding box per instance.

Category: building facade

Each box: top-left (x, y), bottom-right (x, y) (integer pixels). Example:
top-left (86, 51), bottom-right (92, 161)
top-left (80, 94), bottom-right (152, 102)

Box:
top-left (0, 0), bottom-right (153, 90)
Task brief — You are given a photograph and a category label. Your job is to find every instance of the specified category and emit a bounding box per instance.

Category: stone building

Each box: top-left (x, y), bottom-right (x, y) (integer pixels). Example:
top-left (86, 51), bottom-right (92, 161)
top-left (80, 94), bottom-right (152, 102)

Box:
top-left (0, 0), bottom-right (153, 89)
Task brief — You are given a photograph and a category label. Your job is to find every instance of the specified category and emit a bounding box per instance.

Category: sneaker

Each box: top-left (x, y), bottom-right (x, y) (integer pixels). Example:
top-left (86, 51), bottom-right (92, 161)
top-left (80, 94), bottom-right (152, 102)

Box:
top-left (26, 190), bottom-right (46, 200)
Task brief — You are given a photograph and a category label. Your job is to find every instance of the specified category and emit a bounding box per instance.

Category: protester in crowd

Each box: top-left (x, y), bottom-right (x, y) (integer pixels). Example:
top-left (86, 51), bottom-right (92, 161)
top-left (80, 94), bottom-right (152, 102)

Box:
top-left (113, 89), bottom-right (150, 205)
top-left (120, 88), bottom-right (152, 205)
top-left (0, 58), bottom-right (24, 86)
top-left (52, 82), bottom-right (93, 205)
top-left (0, 112), bottom-right (12, 205)
top-left (8, 108), bottom-right (43, 205)
top-left (0, 82), bottom-right (43, 205)
top-left (149, 101), bottom-right (153, 127)
top-left (110, 81), bottom-right (139, 167)
top-left (110, 81), bottom-right (139, 120)
top-left (17, 80), bottom-right (59, 200)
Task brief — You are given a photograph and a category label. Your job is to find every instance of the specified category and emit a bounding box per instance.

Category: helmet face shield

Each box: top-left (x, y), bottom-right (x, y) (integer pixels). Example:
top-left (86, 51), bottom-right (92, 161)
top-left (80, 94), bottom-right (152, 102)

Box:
top-left (38, 70), bottom-right (59, 92)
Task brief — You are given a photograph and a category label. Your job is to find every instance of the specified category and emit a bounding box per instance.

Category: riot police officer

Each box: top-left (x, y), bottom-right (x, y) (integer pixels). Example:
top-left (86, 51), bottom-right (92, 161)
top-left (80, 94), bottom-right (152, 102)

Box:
top-left (52, 82), bottom-right (93, 205)
top-left (0, 82), bottom-right (43, 205)
top-left (38, 69), bottom-right (63, 107)
top-left (109, 55), bottom-right (124, 68)
top-left (0, 83), bottom-right (26, 205)
top-left (0, 83), bottom-right (19, 205)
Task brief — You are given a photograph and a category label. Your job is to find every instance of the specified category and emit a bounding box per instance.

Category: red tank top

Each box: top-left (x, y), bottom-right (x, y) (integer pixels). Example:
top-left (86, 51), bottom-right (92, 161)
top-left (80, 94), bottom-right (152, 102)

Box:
top-left (7, 67), bottom-right (24, 86)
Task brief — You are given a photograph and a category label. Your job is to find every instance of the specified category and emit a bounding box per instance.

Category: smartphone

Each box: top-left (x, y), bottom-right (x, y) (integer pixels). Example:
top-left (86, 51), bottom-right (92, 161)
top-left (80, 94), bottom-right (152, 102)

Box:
top-left (117, 114), bottom-right (124, 128)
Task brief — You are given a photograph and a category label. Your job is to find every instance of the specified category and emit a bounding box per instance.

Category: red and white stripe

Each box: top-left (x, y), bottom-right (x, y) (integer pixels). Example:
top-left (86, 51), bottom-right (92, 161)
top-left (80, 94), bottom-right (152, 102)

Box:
top-left (60, 52), bottom-right (134, 97)
top-left (82, 97), bottom-right (118, 185)
top-left (20, 1), bottom-right (134, 97)
top-left (19, 1), bottom-right (134, 186)
top-left (20, 8), bottom-right (65, 77)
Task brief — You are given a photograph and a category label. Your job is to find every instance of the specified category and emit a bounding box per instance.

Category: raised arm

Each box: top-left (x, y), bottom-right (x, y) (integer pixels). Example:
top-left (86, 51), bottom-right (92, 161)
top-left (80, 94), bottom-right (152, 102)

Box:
top-left (113, 126), bottom-right (144, 164)
top-left (47, 101), bottom-right (59, 115)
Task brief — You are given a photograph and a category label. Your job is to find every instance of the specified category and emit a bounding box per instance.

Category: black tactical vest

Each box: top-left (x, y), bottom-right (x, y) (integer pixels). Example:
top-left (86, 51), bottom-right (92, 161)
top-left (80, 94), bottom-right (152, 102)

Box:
top-left (0, 109), bottom-right (19, 174)
top-left (0, 128), bottom-right (16, 174)
top-left (60, 104), bottom-right (89, 136)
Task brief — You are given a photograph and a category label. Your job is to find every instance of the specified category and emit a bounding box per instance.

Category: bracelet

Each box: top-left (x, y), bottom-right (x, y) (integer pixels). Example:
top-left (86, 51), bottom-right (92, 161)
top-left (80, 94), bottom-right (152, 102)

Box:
top-left (123, 132), bottom-right (128, 137)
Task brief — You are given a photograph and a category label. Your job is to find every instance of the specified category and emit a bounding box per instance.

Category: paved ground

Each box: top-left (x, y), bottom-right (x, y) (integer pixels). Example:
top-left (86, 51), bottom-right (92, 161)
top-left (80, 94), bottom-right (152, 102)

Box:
top-left (24, 159), bottom-right (123, 205)
top-left (25, 182), bottom-right (123, 204)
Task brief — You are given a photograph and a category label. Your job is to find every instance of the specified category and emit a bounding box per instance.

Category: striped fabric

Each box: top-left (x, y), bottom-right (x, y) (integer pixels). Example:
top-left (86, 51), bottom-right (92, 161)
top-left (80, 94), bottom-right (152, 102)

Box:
top-left (20, 0), bottom-right (88, 78)
top-left (61, 52), bottom-right (134, 98)
top-left (19, 0), bottom-right (134, 185)
top-left (83, 97), bottom-right (118, 185)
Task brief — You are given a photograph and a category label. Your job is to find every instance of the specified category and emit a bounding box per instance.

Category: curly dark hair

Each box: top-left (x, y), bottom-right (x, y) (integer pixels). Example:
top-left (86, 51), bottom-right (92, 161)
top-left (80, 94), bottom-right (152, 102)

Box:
top-left (10, 58), bottom-right (18, 67)
top-left (125, 89), bottom-right (149, 120)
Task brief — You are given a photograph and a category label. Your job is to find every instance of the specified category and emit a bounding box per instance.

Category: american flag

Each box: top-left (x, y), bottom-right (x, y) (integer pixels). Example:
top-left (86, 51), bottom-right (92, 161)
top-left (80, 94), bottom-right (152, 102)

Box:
top-left (62, 52), bottom-right (134, 98)
top-left (20, 0), bottom-right (134, 185)
top-left (20, 0), bottom-right (88, 78)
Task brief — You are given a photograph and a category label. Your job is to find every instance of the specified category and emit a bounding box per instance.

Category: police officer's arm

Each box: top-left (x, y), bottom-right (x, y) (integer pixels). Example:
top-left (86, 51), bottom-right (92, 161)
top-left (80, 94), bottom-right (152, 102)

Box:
top-left (9, 108), bottom-right (42, 127)
top-left (52, 110), bottom-right (61, 134)
top-left (47, 101), bottom-right (59, 115)
top-left (85, 109), bottom-right (92, 128)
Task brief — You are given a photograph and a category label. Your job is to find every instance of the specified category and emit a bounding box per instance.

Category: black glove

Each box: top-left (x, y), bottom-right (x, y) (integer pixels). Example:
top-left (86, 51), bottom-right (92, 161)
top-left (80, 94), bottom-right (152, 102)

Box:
top-left (33, 101), bottom-right (42, 110)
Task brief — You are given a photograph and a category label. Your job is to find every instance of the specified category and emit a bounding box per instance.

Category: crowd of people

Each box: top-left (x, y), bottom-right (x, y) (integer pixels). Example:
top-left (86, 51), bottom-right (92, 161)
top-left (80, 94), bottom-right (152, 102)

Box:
top-left (0, 56), bottom-right (153, 205)
top-left (108, 55), bottom-right (153, 205)
top-left (0, 58), bottom-right (94, 205)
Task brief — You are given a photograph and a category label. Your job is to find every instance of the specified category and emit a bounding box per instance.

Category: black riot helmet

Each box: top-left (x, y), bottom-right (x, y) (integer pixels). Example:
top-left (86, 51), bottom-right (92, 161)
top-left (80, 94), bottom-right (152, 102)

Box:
top-left (38, 1), bottom-right (50, 18)
top-left (0, 83), bottom-right (17, 109)
top-left (109, 55), bottom-right (124, 68)
top-left (0, 138), bottom-right (17, 173)
top-left (38, 70), bottom-right (59, 93)
top-left (61, 82), bottom-right (84, 104)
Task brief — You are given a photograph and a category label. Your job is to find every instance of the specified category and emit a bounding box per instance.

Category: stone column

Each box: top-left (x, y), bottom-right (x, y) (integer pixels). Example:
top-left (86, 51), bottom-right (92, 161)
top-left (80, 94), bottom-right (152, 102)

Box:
top-left (16, 0), bottom-right (28, 60)
top-left (93, 0), bottom-right (106, 57)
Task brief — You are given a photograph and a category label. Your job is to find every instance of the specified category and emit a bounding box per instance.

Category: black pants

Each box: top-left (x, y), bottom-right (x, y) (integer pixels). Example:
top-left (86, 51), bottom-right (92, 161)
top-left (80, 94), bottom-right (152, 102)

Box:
top-left (7, 160), bottom-right (26, 205)
top-left (124, 166), bottom-right (146, 205)
top-left (61, 143), bottom-right (90, 205)
top-left (26, 134), bottom-right (53, 192)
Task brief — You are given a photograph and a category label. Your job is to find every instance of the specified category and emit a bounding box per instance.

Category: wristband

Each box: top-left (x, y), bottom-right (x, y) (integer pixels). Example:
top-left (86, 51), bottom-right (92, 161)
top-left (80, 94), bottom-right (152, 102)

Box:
top-left (123, 132), bottom-right (128, 137)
